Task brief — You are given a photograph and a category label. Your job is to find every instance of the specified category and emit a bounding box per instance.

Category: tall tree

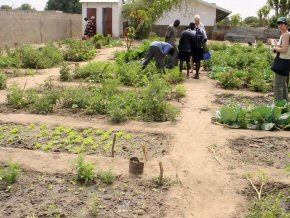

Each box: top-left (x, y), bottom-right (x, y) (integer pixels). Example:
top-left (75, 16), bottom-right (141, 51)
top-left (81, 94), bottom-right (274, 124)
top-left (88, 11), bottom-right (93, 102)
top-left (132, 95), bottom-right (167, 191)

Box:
top-left (0, 5), bottom-right (12, 10)
top-left (230, 14), bottom-right (243, 26)
top-left (45, 0), bottom-right (81, 14)
top-left (267, 0), bottom-right (290, 16)
top-left (17, 3), bottom-right (35, 10)
top-left (257, 5), bottom-right (271, 26)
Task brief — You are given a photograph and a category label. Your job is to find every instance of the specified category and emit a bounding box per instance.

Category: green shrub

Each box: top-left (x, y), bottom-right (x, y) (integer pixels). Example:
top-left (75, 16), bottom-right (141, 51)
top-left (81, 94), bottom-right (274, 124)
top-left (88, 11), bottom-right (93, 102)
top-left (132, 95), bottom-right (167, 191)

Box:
top-left (63, 39), bottom-right (96, 62)
top-left (115, 62), bottom-right (141, 86)
top-left (0, 73), bottom-right (7, 89)
top-left (74, 61), bottom-right (115, 83)
top-left (164, 67), bottom-right (184, 84)
top-left (218, 71), bottom-right (243, 89)
top-left (98, 169), bottom-right (115, 184)
top-left (175, 84), bottom-right (186, 99)
top-left (0, 162), bottom-right (21, 185)
top-left (62, 86), bottom-right (94, 109)
top-left (59, 63), bottom-right (71, 81)
top-left (32, 91), bottom-right (59, 114)
top-left (7, 84), bottom-right (27, 109)
top-left (139, 77), bottom-right (179, 121)
top-left (74, 155), bottom-right (96, 185)
top-left (247, 193), bottom-right (289, 218)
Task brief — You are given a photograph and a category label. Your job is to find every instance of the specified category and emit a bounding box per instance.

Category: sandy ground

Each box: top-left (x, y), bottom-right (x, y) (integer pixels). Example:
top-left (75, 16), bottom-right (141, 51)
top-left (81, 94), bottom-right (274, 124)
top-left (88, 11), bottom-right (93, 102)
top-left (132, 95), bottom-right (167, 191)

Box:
top-left (0, 46), bottom-right (289, 218)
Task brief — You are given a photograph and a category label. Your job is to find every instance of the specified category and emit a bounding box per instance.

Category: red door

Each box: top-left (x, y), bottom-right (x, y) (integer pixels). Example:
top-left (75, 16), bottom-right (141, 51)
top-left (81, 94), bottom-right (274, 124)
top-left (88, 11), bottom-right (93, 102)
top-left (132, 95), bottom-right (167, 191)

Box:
top-left (87, 8), bottom-right (97, 36)
top-left (102, 8), bottom-right (112, 36)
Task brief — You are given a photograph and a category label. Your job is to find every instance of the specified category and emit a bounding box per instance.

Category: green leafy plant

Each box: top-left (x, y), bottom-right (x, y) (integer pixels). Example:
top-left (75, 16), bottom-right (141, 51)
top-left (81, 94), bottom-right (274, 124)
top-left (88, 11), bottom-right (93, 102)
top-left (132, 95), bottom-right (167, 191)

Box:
top-left (59, 63), bottom-right (71, 81)
top-left (0, 73), bottom-right (7, 89)
top-left (7, 84), bottom-right (27, 109)
top-left (97, 168), bottom-right (115, 184)
top-left (0, 162), bottom-right (21, 185)
top-left (74, 155), bottom-right (96, 184)
top-left (63, 39), bottom-right (96, 62)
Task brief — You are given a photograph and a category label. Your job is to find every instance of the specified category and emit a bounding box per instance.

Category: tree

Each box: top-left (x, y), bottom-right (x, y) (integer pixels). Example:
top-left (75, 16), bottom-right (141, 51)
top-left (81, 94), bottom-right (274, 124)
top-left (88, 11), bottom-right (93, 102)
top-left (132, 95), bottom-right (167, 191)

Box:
top-left (0, 5), bottom-right (12, 10)
top-left (17, 3), bottom-right (35, 10)
top-left (257, 5), bottom-right (271, 26)
top-left (267, 0), bottom-right (290, 16)
top-left (45, 0), bottom-right (81, 14)
top-left (243, 16), bottom-right (259, 25)
top-left (230, 14), bottom-right (243, 26)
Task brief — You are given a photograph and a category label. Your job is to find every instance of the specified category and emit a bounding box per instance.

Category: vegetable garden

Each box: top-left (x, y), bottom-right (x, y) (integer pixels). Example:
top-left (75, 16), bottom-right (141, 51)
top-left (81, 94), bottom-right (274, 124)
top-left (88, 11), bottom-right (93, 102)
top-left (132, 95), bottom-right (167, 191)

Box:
top-left (0, 37), bottom-right (289, 217)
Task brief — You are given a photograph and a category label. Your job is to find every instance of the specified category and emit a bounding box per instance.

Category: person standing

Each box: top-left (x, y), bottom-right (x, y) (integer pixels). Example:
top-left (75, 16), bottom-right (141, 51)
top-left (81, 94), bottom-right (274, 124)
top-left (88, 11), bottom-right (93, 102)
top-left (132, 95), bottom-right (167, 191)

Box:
top-left (141, 41), bottom-right (175, 73)
top-left (271, 17), bottom-right (290, 101)
top-left (84, 16), bottom-right (95, 39)
top-left (178, 23), bottom-right (196, 79)
top-left (165, 19), bottom-right (180, 68)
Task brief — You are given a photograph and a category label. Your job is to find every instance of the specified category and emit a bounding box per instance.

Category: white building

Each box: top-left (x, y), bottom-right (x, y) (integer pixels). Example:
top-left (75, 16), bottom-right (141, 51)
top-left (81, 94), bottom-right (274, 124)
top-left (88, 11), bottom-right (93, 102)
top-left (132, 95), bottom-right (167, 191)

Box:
top-left (80, 0), bottom-right (123, 37)
top-left (154, 0), bottom-right (231, 38)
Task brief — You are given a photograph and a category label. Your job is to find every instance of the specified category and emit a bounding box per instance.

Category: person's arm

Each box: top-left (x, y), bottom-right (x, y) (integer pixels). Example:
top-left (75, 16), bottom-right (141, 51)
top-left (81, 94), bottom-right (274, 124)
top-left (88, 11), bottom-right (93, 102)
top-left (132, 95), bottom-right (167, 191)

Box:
top-left (274, 33), bottom-right (289, 53)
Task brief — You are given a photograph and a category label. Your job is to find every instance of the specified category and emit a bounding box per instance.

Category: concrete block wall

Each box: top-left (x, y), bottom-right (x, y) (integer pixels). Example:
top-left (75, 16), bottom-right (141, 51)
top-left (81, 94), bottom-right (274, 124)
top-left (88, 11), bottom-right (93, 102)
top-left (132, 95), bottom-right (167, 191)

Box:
top-left (0, 10), bottom-right (82, 48)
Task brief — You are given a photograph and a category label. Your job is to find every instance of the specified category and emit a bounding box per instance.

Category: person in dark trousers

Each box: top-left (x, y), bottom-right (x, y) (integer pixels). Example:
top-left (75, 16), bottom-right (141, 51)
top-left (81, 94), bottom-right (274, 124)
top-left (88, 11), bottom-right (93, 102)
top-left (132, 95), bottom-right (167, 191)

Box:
top-left (141, 41), bottom-right (175, 73)
top-left (191, 22), bottom-right (207, 79)
top-left (165, 19), bottom-right (180, 68)
top-left (178, 23), bottom-right (196, 79)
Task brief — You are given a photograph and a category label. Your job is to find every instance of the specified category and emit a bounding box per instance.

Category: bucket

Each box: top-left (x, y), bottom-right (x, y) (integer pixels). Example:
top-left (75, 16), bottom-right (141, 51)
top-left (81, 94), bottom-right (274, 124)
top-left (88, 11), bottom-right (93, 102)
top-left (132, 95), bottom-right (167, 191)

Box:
top-left (129, 157), bottom-right (144, 175)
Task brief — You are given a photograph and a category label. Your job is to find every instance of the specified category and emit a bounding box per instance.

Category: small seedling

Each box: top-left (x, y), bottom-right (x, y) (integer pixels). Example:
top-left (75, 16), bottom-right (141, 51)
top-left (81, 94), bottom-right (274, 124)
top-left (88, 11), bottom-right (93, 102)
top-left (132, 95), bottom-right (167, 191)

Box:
top-left (98, 168), bottom-right (115, 185)
top-left (89, 193), bottom-right (101, 216)
top-left (243, 170), bottom-right (268, 201)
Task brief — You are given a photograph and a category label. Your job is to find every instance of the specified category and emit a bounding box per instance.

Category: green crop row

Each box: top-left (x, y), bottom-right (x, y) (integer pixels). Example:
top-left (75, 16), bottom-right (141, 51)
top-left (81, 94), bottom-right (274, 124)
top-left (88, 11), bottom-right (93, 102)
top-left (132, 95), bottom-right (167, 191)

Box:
top-left (7, 77), bottom-right (182, 122)
top-left (205, 42), bottom-right (274, 93)
top-left (215, 100), bottom-right (290, 131)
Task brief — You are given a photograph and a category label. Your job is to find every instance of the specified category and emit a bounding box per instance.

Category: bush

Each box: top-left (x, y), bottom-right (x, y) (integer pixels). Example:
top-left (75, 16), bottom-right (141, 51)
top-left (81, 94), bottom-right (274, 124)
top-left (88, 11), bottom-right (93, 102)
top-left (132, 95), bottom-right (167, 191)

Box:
top-left (175, 84), bottom-right (186, 99)
top-left (218, 71), bottom-right (243, 89)
top-left (32, 91), bottom-right (59, 114)
top-left (164, 67), bottom-right (184, 84)
top-left (63, 39), bottom-right (96, 62)
top-left (7, 84), bottom-right (28, 109)
top-left (0, 162), bottom-right (21, 185)
top-left (139, 77), bottom-right (179, 121)
top-left (115, 62), bottom-right (141, 86)
top-left (74, 61), bottom-right (115, 83)
top-left (59, 63), bottom-right (72, 81)
top-left (74, 155), bottom-right (96, 185)
top-left (0, 73), bottom-right (7, 89)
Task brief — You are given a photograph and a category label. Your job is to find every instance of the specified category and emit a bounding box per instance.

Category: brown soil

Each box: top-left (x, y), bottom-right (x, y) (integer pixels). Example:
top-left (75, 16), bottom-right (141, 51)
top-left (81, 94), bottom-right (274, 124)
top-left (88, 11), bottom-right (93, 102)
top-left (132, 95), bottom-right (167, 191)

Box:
top-left (226, 137), bottom-right (290, 169)
top-left (0, 46), bottom-right (289, 218)
top-left (213, 93), bottom-right (273, 106)
top-left (0, 170), bottom-right (170, 218)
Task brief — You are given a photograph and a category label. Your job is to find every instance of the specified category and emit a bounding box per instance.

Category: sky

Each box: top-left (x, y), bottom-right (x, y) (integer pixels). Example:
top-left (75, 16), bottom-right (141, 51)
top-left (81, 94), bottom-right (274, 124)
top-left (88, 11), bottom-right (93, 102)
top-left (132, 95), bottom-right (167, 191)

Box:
top-left (0, 0), bottom-right (269, 18)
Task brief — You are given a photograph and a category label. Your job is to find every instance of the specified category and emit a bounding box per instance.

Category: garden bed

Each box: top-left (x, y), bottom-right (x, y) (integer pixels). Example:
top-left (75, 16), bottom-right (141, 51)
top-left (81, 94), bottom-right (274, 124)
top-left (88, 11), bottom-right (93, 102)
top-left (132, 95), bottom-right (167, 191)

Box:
top-left (0, 170), bottom-right (170, 218)
top-left (0, 123), bottom-right (170, 159)
top-left (213, 93), bottom-right (272, 107)
top-left (226, 137), bottom-right (290, 168)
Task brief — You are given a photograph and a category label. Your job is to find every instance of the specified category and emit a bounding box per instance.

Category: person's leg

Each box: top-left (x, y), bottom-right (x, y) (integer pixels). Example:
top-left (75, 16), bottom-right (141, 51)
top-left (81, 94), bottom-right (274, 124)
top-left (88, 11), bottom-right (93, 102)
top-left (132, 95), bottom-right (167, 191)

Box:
top-left (141, 46), bottom-right (154, 69)
top-left (154, 47), bottom-right (166, 70)
top-left (194, 61), bottom-right (200, 79)
top-left (179, 60), bottom-right (184, 73)
top-left (274, 73), bottom-right (288, 101)
top-left (186, 60), bottom-right (190, 79)
top-left (173, 45), bottom-right (179, 67)
top-left (283, 75), bottom-right (289, 101)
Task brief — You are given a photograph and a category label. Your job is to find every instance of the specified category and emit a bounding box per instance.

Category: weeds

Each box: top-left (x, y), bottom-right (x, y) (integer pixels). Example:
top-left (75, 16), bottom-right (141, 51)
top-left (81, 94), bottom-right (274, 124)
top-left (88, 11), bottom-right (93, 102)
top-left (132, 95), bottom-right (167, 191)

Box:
top-left (0, 73), bottom-right (7, 89)
top-left (89, 193), bottom-right (101, 216)
top-left (59, 63), bottom-right (72, 81)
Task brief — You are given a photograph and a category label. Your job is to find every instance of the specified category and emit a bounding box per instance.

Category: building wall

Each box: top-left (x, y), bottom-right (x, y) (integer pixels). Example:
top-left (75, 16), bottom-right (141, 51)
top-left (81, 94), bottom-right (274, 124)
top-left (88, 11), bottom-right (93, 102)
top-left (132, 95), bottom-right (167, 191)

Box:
top-left (81, 1), bottom-right (122, 37)
top-left (0, 10), bottom-right (81, 48)
top-left (155, 1), bottom-right (216, 26)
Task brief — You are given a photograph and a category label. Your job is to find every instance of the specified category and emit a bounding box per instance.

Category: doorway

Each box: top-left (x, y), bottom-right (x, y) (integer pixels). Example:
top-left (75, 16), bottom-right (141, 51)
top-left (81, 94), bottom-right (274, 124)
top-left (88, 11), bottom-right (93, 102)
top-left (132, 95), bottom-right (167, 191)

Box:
top-left (102, 8), bottom-right (112, 36)
top-left (87, 8), bottom-right (97, 36)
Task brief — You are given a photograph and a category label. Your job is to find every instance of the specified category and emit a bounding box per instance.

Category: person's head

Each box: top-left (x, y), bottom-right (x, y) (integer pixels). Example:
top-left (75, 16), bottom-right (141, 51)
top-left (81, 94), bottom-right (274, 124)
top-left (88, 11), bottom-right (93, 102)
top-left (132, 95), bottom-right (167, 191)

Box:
top-left (189, 22), bottom-right (195, 30)
top-left (194, 15), bottom-right (201, 25)
top-left (173, 20), bottom-right (180, 27)
top-left (90, 16), bottom-right (95, 20)
top-left (168, 47), bottom-right (175, 55)
top-left (84, 17), bottom-right (88, 21)
top-left (277, 17), bottom-right (288, 32)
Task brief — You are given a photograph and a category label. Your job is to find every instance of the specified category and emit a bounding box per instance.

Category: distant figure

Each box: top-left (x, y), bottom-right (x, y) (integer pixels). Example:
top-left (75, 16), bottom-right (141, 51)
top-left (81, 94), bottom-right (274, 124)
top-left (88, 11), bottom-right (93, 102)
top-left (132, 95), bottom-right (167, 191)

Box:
top-left (178, 23), bottom-right (196, 78)
top-left (194, 15), bottom-right (207, 38)
top-left (165, 19), bottom-right (180, 68)
top-left (141, 41), bottom-right (175, 73)
top-left (83, 16), bottom-right (95, 39)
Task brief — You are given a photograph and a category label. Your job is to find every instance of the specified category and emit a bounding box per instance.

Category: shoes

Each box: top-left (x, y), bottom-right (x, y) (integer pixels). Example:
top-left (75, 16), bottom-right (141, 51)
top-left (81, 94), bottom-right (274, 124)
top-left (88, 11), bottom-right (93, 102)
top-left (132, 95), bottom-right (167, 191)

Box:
top-left (193, 74), bottom-right (199, 79)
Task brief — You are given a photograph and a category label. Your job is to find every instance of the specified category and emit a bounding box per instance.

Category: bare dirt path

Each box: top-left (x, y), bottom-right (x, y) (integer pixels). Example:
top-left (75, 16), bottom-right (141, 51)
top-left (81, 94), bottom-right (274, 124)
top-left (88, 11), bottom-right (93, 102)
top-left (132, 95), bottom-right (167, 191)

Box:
top-left (0, 47), bottom-right (289, 217)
